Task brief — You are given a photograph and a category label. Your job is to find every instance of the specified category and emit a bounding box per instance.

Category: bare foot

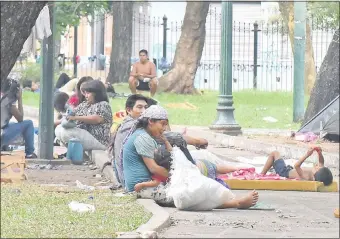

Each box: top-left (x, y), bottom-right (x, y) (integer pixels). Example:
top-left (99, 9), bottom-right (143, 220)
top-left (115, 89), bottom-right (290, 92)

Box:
top-left (237, 190), bottom-right (259, 209)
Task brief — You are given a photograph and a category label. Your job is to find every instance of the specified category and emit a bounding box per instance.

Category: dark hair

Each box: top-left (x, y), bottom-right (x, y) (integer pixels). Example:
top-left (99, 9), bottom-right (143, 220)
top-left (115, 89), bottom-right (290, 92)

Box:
top-left (125, 94), bottom-right (148, 110)
top-left (55, 73), bottom-right (71, 89)
top-left (53, 92), bottom-right (69, 113)
top-left (139, 49), bottom-right (148, 55)
top-left (314, 167), bottom-right (333, 186)
top-left (1, 78), bottom-right (12, 93)
top-left (22, 79), bottom-right (33, 88)
top-left (76, 76), bottom-right (94, 103)
top-left (1, 78), bottom-right (19, 100)
top-left (81, 80), bottom-right (109, 103)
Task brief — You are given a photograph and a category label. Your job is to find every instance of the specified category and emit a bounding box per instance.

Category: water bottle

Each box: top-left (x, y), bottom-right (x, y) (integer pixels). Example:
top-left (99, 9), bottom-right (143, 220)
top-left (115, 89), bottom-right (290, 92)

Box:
top-left (66, 138), bottom-right (84, 165)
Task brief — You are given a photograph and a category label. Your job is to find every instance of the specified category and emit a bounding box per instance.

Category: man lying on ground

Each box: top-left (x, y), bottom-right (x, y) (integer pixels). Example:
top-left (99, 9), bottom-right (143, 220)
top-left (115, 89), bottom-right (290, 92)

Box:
top-left (261, 147), bottom-right (333, 185)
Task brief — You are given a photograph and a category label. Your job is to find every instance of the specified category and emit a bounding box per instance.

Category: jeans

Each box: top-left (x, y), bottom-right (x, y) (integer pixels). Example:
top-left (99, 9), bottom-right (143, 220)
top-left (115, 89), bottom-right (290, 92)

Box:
top-left (1, 120), bottom-right (35, 155)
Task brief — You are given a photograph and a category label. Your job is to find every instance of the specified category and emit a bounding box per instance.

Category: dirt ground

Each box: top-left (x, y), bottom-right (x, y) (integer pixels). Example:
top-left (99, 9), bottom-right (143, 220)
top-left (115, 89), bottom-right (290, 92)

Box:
top-left (247, 135), bottom-right (339, 154)
top-left (25, 163), bottom-right (113, 188)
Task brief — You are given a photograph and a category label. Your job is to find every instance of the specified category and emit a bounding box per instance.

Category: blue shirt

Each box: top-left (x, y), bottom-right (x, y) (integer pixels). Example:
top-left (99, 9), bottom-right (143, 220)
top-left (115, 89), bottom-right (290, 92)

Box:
top-left (123, 128), bottom-right (158, 192)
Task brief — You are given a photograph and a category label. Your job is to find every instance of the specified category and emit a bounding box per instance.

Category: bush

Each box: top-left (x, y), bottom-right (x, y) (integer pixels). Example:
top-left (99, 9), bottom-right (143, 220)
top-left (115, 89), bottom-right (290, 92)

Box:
top-left (20, 62), bottom-right (42, 83)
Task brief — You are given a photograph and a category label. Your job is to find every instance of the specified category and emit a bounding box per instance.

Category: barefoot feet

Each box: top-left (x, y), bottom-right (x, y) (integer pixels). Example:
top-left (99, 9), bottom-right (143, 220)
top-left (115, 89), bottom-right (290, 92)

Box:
top-left (237, 190), bottom-right (259, 209)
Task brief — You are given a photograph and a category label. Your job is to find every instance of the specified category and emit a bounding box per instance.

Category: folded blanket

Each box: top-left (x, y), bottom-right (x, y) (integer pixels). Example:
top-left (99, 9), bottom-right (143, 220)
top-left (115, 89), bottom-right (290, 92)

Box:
top-left (218, 167), bottom-right (299, 181)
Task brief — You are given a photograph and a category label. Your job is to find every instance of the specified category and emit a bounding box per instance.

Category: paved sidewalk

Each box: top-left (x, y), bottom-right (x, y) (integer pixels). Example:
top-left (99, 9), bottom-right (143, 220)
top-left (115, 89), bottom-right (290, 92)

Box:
top-left (160, 190), bottom-right (340, 238)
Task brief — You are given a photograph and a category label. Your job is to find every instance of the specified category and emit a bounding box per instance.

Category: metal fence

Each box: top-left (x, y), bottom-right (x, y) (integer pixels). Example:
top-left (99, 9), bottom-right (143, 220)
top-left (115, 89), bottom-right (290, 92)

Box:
top-left (13, 6), bottom-right (337, 92)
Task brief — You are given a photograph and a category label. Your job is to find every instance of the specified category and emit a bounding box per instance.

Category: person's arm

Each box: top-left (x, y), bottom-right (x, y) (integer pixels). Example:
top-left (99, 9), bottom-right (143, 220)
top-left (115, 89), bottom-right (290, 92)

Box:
top-left (134, 180), bottom-right (160, 192)
top-left (144, 63), bottom-right (157, 78)
top-left (294, 147), bottom-right (314, 180)
top-left (143, 157), bottom-right (169, 178)
top-left (314, 147), bottom-right (324, 167)
top-left (160, 134), bottom-right (172, 152)
top-left (54, 119), bottom-right (62, 127)
top-left (69, 115), bottom-right (104, 124)
top-left (130, 63), bottom-right (138, 77)
top-left (11, 88), bottom-right (24, 122)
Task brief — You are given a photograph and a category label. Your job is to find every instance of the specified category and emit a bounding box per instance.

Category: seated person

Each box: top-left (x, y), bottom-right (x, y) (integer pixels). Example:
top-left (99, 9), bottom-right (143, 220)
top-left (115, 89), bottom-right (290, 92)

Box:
top-left (128, 49), bottom-right (158, 97)
top-left (123, 105), bottom-right (259, 209)
top-left (1, 78), bottom-right (37, 158)
top-left (261, 147), bottom-right (333, 185)
top-left (22, 79), bottom-right (40, 93)
top-left (134, 134), bottom-right (172, 192)
top-left (55, 80), bottom-right (112, 151)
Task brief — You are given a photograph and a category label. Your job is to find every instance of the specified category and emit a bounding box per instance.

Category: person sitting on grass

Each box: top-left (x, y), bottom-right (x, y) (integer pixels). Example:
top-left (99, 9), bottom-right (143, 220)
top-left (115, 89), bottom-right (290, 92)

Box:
top-left (261, 147), bottom-right (333, 185)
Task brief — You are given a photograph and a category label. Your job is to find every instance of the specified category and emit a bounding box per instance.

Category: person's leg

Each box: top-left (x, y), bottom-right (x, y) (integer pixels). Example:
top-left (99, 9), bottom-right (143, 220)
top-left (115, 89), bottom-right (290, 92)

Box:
top-left (55, 125), bottom-right (106, 151)
top-left (261, 151), bottom-right (281, 175)
top-left (217, 190), bottom-right (259, 209)
top-left (128, 76), bottom-right (138, 94)
top-left (216, 164), bottom-right (241, 174)
top-left (149, 77), bottom-right (158, 97)
top-left (1, 120), bottom-right (35, 156)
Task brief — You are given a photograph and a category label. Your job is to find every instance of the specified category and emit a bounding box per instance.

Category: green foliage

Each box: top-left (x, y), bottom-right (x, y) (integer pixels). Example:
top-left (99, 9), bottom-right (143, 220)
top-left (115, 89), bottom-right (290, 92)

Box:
top-left (55, 1), bottom-right (110, 35)
top-left (20, 62), bottom-right (42, 83)
top-left (307, 1), bottom-right (340, 29)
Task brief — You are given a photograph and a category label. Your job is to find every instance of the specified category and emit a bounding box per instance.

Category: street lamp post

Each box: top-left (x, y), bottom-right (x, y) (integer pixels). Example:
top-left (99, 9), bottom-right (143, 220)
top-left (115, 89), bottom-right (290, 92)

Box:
top-left (38, 3), bottom-right (55, 159)
top-left (293, 1), bottom-right (306, 122)
top-left (210, 1), bottom-right (242, 136)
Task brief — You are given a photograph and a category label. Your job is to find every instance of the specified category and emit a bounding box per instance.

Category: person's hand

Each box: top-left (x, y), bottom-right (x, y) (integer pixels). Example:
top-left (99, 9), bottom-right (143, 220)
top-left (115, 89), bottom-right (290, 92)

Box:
top-left (134, 183), bottom-right (143, 192)
top-left (16, 87), bottom-right (22, 100)
top-left (67, 115), bottom-right (76, 121)
top-left (313, 146), bottom-right (322, 153)
top-left (159, 134), bottom-right (169, 143)
top-left (306, 147), bottom-right (314, 157)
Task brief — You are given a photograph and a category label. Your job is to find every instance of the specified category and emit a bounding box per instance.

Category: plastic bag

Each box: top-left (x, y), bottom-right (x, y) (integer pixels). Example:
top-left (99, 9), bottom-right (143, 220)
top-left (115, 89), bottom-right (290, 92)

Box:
top-left (166, 148), bottom-right (235, 211)
top-left (68, 201), bottom-right (95, 213)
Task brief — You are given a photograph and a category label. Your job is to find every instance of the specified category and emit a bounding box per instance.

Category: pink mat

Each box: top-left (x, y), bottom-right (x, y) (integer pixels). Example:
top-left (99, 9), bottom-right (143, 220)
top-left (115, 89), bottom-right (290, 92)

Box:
top-left (217, 168), bottom-right (299, 181)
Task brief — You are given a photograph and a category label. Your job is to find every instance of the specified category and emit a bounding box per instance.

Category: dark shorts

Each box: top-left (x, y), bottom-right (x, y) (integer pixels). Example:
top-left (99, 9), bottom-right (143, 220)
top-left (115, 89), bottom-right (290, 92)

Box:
top-left (136, 79), bottom-right (150, 91)
top-left (273, 159), bottom-right (293, 178)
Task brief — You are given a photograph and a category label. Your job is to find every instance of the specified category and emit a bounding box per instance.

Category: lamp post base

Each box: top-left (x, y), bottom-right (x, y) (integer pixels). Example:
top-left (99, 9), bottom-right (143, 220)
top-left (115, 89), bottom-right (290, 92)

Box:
top-left (210, 95), bottom-right (242, 136)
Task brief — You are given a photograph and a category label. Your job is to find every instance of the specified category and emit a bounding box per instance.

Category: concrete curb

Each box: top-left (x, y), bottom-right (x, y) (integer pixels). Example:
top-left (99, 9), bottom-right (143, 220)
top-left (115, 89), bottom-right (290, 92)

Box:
top-left (26, 158), bottom-right (71, 165)
top-left (91, 150), bottom-right (171, 238)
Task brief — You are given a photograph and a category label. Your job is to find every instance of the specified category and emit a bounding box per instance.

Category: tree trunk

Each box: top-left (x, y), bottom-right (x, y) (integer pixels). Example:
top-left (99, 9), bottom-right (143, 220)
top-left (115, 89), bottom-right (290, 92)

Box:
top-left (107, 2), bottom-right (133, 83)
top-left (1, 1), bottom-right (46, 81)
top-left (278, 2), bottom-right (316, 95)
top-left (303, 29), bottom-right (339, 124)
top-left (158, 2), bottom-right (210, 94)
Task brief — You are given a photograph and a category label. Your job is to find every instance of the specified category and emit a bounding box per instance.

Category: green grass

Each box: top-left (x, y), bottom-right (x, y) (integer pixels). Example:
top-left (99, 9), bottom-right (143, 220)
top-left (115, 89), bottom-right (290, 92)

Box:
top-left (22, 84), bottom-right (309, 130)
top-left (1, 183), bottom-right (150, 238)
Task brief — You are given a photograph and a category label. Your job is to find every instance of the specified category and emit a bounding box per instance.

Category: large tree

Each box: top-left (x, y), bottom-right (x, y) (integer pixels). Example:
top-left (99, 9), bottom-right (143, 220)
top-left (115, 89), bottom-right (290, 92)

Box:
top-left (303, 29), bottom-right (339, 124)
top-left (107, 2), bottom-right (133, 83)
top-left (1, 1), bottom-right (46, 81)
top-left (158, 2), bottom-right (210, 94)
top-left (278, 1), bottom-right (339, 95)
top-left (278, 2), bottom-right (316, 95)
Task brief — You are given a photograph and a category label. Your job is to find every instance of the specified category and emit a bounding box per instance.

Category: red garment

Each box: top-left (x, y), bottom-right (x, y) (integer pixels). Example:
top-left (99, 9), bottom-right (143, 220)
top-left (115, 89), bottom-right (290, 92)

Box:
top-left (68, 94), bottom-right (79, 107)
top-left (152, 174), bottom-right (168, 183)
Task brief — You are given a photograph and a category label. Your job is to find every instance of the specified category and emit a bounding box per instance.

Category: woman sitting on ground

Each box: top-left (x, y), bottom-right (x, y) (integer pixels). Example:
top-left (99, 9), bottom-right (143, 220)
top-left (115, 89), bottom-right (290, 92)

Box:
top-left (123, 105), bottom-right (259, 209)
top-left (55, 80), bottom-right (112, 151)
